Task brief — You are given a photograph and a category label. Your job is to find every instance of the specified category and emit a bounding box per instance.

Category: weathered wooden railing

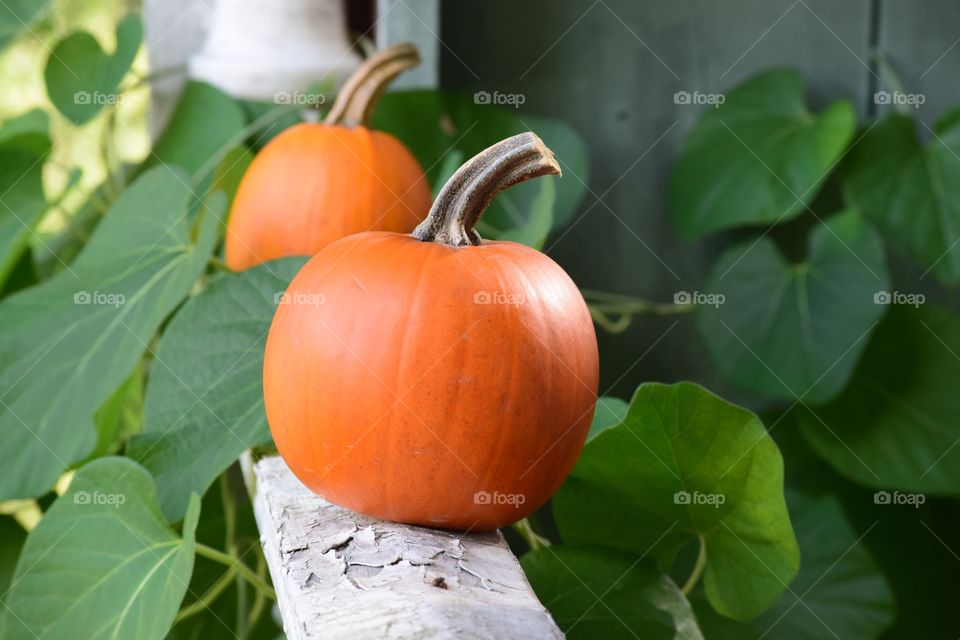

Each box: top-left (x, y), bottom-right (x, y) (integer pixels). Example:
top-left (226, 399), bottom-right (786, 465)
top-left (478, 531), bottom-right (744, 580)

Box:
top-left (241, 454), bottom-right (563, 639)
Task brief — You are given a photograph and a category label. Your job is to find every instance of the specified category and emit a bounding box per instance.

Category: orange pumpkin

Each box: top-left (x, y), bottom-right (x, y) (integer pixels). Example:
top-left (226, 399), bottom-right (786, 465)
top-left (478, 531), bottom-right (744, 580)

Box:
top-left (264, 133), bottom-right (599, 531)
top-left (225, 43), bottom-right (431, 271)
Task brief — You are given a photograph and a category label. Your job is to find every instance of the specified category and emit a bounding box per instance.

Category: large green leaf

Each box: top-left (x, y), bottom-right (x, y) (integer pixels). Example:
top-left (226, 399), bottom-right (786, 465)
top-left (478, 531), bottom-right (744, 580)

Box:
top-left (44, 15), bottom-right (142, 124)
top-left (0, 0), bottom-right (51, 50)
top-left (1, 457), bottom-right (200, 640)
top-left (0, 147), bottom-right (46, 288)
top-left (669, 68), bottom-right (855, 238)
top-left (0, 165), bottom-right (218, 500)
top-left (522, 546), bottom-right (703, 640)
top-left (0, 108), bottom-right (50, 155)
top-left (128, 258), bottom-right (307, 522)
top-left (554, 382), bottom-right (799, 620)
top-left (844, 110), bottom-right (960, 283)
top-left (798, 305), bottom-right (960, 493)
top-left (697, 210), bottom-right (889, 403)
top-left (692, 491), bottom-right (894, 639)
top-left (372, 89), bottom-right (589, 238)
top-left (149, 81), bottom-right (247, 178)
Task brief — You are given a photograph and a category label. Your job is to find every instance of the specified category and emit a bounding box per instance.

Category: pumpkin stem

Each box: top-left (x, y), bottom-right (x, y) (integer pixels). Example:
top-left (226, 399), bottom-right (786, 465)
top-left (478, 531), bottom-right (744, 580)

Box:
top-left (324, 43), bottom-right (420, 128)
top-left (413, 132), bottom-right (561, 247)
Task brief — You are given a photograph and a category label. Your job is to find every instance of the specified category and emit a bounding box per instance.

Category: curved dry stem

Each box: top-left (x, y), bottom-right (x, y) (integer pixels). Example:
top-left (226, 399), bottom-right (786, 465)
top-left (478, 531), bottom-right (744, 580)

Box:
top-left (324, 42), bottom-right (420, 127)
top-left (413, 132), bottom-right (561, 246)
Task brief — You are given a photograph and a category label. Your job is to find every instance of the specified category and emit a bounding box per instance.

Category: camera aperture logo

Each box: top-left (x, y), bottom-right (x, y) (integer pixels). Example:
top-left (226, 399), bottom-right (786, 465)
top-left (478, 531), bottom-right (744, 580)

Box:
top-left (873, 490), bottom-right (925, 508)
top-left (473, 90), bottom-right (526, 109)
top-left (474, 490), bottom-right (526, 508)
top-left (474, 290), bottom-right (525, 306)
top-left (74, 290), bottom-right (125, 308)
top-left (873, 90), bottom-right (925, 109)
top-left (674, 290), bottom-right (724, 308)
top-left (274, 290), bottom-right (325, 307)
top-left (674, 490), bottom-right (725, 508)
top-left (274, 91), bottom-right (326, 106)
top-left (73, 490), bottom-right (126, 507)
top-left (874, 290), bottom-right (924, 308)
top-left (674, 90), bottom-right (725, 108)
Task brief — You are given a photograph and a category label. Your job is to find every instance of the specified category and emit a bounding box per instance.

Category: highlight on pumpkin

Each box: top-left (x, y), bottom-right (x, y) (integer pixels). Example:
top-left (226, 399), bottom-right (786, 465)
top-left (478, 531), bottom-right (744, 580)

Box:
top-left (223, 42), bottom-right (431, 271)
top-left (263, 132), bottom-right (600, 532)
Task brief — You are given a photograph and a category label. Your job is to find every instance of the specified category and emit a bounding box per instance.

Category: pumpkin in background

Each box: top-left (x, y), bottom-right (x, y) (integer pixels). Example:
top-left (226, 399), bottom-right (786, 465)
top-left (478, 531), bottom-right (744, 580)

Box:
top-left (225, 43), bottom-right (432, 271)
top-left (264, 132), bottom-right (599, 531)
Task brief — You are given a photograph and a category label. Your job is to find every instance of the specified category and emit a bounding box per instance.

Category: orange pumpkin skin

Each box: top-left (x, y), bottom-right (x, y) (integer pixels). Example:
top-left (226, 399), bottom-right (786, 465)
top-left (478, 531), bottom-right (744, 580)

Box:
top-left (263, 232), bottom-right (599, 531)
top-left (224, 123), bottom-right (431, 271)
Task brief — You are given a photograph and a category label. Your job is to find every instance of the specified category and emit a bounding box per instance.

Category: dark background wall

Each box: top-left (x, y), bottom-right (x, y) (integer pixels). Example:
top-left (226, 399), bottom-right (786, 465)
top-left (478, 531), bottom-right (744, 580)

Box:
top-left (438, 0), bottom-right (960, 400)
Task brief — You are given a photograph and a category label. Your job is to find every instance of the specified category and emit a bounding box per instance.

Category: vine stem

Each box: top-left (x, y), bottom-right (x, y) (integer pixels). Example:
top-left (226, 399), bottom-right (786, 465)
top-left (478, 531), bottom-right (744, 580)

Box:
top-left (194, 543), bottom-right (276, 600)
top-left (174, 565), bottom-right (238, 622)
top-left (582, 289), bottom-right (696, 334)
top-left (681, 535), bottom-right (707, 595)
top-left (512, 518), bottom-right (552, 551)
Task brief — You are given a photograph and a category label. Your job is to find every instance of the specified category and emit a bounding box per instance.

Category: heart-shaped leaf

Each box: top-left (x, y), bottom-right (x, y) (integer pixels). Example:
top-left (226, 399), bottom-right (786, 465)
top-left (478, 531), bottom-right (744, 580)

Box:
top-left (0, 457), bottom-right (199, 640)
top-left (0, 147), bottom-right (46, 288)
top-left (0, 165), bottom-right (218, 500)
top-left (691, 491), bottom-right (894, 639)
top-left (372, 89), bottom-right (589, 237)
top-left (522, 546), bottom-right (703, 640)
top-left (798, 305), bottom-right (960, 493)
top-left (44, 15), bottom-right (142, 124)
top-left (554, 382), bottom-right (799, 620)
top-left (669, 68), bottom-right (855, 238)
top-left (844, 110), bottom-right (960, 283)
top-left (128, 257), bottom-right (307, 522)
top-left (697, 210), bottom-right (889, 403)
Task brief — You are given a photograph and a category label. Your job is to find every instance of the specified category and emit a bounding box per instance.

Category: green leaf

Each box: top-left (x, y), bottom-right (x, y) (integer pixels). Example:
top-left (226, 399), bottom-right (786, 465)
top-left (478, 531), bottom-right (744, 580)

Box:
top-left (696, 210), bottom-right (889, 403)
top-left (149, 81), bottom-right (247, 178)
top-left (0, 0), bottom-right (51, 50)
top-left (522, 546), bottom-right (703, 640)
top-left (0, 165), bottom-right (218, 500)
top-left (128, 258), bottom-right (307, 522)
top-left (798, 304), bottom-right (960, 493)
top-left (372, 89), bottom-right (589, 235)
top-left (554, 382), bottom-right (799, 620)
top-left (44, 15), bottom-right (142, 124)
top-left (90, 362), bottom-right (144, 459)
top-left (669, 68), bottom-right (855, 238)
top-left (0, 147), bottom-right (46, 288)
top-left (0, 109), bottom-right (50, 155)
top-left (587, 396), bottom-right (629, 441)
top-left (496, 175), bottom-right (555, 249)
top-left (691, 491), bottom-right (894, 639)
top-left (844, 110), bottom-right (960, 283)
top-left (1, 457), bottom-right (199, 640)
